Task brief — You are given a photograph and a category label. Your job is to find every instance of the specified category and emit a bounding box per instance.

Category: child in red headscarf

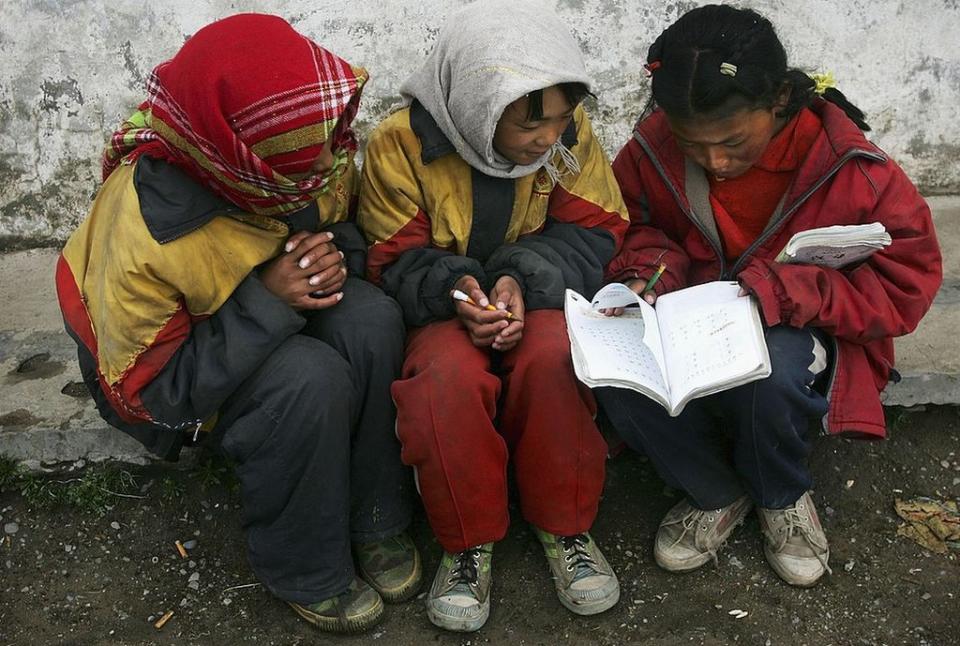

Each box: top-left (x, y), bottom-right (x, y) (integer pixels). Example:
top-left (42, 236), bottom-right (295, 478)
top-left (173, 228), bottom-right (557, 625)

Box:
top-left (57, 14), bottom-right (417, 633)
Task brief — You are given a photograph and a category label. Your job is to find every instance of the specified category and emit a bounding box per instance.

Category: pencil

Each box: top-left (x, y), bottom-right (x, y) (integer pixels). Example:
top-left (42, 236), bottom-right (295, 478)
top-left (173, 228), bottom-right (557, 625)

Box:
top-left (451, 289), bottom-right (522, 321)
top-left (643, 263), bottom-right (666, 293)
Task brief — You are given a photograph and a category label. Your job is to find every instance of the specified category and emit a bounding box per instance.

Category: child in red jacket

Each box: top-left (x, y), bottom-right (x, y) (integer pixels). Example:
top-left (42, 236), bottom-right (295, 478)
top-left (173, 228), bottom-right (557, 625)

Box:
top-left (598, 4), bottom-right (941, 587)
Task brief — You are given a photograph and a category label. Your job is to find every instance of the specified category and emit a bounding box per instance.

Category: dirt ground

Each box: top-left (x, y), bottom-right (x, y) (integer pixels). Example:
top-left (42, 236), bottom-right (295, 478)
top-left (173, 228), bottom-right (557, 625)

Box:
top-left (1, 406), bottom-right (958, 646)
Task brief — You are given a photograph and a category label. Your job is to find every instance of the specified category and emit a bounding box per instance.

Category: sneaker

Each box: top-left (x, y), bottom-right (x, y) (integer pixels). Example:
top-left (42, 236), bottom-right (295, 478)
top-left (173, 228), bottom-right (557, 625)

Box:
top-left (425, 544), bottom-right (493, 632)
top-left (758, 491), bottom-right (832, 587)
top-left (654, 496), bottom-right (753, 572)
top-left (288, 577), bottom-right (383, 634)
top-left (355, 532), bottom-right (422, 602)
top-left (535, 529), bottom-right (620, 615)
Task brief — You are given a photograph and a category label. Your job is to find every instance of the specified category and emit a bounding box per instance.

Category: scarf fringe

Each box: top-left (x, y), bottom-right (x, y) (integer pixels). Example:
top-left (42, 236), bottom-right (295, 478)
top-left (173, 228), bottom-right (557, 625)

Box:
top-left (543, 140), bottom-right (581, 185)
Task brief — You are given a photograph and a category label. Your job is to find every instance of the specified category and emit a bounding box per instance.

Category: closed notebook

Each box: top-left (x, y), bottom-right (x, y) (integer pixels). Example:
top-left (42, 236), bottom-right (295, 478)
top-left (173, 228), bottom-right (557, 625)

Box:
top-left (775, 222), bottom-right (891, 268)
top-left (564, 281), bottom-right (771, 416)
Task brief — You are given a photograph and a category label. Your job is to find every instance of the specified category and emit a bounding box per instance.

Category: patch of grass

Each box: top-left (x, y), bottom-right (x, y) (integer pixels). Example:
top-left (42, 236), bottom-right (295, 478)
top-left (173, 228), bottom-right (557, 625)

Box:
top-left (158, 476), bottom-right (185, 505)
top-left (192, 453), bottom-right (239, 493)
top-left (0, 455), bottom-right (22, 489)
top-left (17, 466), bottom-right (139, 516)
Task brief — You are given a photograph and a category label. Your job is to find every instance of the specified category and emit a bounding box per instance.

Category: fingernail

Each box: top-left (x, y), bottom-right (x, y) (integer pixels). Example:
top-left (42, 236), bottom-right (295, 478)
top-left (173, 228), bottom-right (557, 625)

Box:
top-left (341, 267), bottom-right (347, 275)
top-left (309, 275), bottom-right (321, 285)
top-left (335, 292), bottom-right (344, 301)
top-left (284, 241), bottom-right (294, 253)
top-left (479, 297), bottom-right (489, 307)
top-left (298, 257), bottom-right (310, 269)
top-left (325, 232), bottom-right (335, 240)
top-left (339, 251), bottom-right (344, 259)
top-left (496, 301), bottom-right (505, 310)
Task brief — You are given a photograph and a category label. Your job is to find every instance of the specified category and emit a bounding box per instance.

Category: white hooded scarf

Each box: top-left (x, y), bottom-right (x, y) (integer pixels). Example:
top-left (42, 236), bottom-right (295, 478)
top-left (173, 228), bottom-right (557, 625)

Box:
top-left (400, 0), bottom-right (593, 181)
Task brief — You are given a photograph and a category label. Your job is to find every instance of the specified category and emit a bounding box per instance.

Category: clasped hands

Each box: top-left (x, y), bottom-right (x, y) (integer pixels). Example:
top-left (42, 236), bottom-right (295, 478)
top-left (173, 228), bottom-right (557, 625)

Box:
top-left (260, 230), bottom-right (348, 310)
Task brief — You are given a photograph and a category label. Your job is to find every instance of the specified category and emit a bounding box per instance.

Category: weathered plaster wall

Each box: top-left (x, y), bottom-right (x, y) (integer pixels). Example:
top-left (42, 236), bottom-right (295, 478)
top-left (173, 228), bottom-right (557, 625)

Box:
top-left (1, 0), bottom-right (958, 248)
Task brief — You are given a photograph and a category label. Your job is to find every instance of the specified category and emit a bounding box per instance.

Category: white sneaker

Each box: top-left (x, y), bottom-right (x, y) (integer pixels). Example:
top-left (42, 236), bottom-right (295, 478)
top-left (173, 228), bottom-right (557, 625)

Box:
top-left (425, 544), bottom-right (493, 632)
top-left (758, 492), bottom-right (831, 587)
top-left (654, 496), bottom-right (753, 572)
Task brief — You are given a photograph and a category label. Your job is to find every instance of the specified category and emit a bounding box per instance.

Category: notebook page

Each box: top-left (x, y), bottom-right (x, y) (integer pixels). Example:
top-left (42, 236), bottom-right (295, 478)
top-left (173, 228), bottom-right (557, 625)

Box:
top-left (564, 290), bottom-right (669, 400)
top-left (654, 282), bottom-right (763, 407)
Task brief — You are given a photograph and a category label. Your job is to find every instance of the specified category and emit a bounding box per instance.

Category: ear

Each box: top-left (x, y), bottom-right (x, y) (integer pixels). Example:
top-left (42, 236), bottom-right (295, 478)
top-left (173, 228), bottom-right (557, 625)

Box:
top-left (773, 83), bottom-right (791, 110)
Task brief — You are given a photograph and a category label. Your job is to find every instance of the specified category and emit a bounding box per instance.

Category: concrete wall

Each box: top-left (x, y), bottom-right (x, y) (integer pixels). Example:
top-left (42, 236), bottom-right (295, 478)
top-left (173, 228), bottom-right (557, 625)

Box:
top-left (1, 0), bottom-right (958, 248)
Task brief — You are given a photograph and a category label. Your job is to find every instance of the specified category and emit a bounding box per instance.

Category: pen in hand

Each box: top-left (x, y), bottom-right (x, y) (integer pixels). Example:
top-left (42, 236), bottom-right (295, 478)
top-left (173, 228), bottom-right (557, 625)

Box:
top-left (452, 289), bottom-right (522, 321)
top-left (643, 263), bottom-right (666, 293)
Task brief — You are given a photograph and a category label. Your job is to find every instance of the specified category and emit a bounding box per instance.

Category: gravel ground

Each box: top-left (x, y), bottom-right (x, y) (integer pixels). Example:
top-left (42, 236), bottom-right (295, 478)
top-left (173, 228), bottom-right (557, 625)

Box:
top-left (1, 405), bottom-right (958, 646)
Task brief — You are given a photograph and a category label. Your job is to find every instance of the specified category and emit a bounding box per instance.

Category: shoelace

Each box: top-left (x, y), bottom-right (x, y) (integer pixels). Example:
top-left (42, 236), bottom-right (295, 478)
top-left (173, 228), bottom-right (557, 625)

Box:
top-left (560, 534), bottom-right (599, 581)
top-left (667, 507), bottom-right (722, 565)
top-left (447, 547), bottom-right (483, 588)
top-left (778, 506), bottom-right (833, 575)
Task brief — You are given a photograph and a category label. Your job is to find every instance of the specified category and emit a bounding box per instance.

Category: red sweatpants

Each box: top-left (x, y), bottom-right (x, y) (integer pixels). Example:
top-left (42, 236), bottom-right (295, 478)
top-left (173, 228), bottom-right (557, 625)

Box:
top-left (392, 309), bottom-right (606, 553)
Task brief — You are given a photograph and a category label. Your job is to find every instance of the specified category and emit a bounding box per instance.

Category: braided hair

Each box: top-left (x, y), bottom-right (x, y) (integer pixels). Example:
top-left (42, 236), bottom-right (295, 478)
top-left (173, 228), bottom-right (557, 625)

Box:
top-left (645, 5), bottom-right (869, 130)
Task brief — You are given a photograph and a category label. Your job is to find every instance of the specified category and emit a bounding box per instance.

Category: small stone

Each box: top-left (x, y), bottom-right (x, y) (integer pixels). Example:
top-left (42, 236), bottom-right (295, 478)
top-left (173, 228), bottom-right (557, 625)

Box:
top-left (729, 556), bottom-right (745, 570)
top-left (222, 597), bottom-right (232, 606)
top-left (4, 522), bottom-right (19, 535)
top-left (952, 478), bottom-right (960, 486)
top-left (180, 597), bottom-right (189, 607)
top-left (110, 521), bottom-right (120, 531)
top-left (182, 539), bottom-right (197, 550)
top-left (844, 559), bottom-right (855, 572)
top-left (921, 592), bottom-right (931, 600)
top-left (187, 580), bottom-right (200, 591)
top-left (188, 572), bottom-right (200, 582)
top-left (941, 460), bottom-right (951, 469)
top-left (825, 506), bottom-right (835, 516)
top-left (845, 480), bottom-right (855, 489)
top-left (624, 550), bottom-right (633, 557)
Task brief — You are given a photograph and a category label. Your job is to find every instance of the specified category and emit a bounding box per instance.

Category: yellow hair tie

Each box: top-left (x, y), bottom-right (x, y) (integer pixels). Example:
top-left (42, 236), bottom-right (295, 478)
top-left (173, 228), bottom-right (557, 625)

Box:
top-left (809, 71), bottom-right (837, 96)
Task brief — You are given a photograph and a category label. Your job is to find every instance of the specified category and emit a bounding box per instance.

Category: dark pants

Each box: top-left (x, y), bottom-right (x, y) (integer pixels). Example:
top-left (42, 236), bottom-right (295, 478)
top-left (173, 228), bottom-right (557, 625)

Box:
top-left (597, 326), bottom-right (830, 511)
top-left (213, 278), bottom-right (411, 604)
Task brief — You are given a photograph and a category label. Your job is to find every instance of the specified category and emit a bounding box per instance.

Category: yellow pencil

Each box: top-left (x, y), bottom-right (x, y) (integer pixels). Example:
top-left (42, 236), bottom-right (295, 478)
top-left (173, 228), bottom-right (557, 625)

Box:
top-left (452, 289), bottom-right (522, 321)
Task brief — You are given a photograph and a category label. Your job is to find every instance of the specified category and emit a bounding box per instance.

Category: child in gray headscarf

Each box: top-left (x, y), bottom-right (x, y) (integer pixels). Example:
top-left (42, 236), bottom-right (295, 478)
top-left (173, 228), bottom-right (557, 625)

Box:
top-left (359, 0), bottom-right (628, 632)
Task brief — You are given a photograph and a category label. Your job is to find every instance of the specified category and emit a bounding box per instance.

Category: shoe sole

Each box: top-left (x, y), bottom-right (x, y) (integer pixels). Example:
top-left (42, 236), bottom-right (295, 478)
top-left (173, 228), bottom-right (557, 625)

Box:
top-left (426, 598), bottom-right (490, 633)
top-left (763, 544), bottom-right (828, 588)
top-left (653, 548), bottom-right (714, 573)
top-left (360, 546), bottom-right (423, 603)
top-left (288, 597), bottom-right (384, 634)
top-left (558, 584), bottom-right (620, 616)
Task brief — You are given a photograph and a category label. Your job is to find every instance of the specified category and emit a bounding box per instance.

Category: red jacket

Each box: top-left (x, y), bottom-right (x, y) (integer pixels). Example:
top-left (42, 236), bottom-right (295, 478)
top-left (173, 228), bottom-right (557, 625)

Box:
top-left (607, 101), bottom-right (942, 438)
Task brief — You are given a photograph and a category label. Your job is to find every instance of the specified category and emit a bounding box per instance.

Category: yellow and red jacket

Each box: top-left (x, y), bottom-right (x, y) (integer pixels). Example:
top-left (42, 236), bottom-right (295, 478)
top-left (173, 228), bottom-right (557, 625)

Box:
top-left (358, 102), bottom-right (628, 326)
top-left (56, 156), bottom-right (361, 458)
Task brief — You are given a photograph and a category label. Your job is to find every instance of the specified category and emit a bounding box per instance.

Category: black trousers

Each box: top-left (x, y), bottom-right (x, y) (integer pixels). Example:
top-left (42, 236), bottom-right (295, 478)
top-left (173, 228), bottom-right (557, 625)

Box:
top-left (213, 278), bottom-right (411, 604)
top-left (597, 325), bottom-right (830, 511)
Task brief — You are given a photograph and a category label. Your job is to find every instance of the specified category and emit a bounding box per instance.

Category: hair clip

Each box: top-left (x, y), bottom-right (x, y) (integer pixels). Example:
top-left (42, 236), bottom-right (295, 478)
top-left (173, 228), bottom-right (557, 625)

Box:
top-left (643, 61), bottom-right (661, 77)
top-left (809, 71), bottom-right (837, 95)
top-left (719, 62), bottom-right (738, 77)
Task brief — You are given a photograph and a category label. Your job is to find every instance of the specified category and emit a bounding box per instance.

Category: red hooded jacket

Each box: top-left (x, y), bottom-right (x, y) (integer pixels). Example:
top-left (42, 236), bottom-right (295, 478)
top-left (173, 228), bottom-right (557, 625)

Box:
top-left (607, 100), bottom-right (942, 438)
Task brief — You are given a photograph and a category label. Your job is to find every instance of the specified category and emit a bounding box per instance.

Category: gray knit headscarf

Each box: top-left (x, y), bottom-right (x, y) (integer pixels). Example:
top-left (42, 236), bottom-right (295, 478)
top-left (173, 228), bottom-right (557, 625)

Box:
top-left (400, 0), bottom-right (593, 181)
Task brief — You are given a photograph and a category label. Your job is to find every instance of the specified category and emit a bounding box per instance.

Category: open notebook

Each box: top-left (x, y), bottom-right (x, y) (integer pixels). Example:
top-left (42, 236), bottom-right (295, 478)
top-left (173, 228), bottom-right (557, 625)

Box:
top-left (565, 281), bottom-right (771, 416)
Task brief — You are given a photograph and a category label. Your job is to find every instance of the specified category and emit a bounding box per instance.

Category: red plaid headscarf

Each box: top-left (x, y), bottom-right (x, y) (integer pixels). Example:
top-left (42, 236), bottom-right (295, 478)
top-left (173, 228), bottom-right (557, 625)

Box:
top-left (103, 13), bottom-right (367, 216)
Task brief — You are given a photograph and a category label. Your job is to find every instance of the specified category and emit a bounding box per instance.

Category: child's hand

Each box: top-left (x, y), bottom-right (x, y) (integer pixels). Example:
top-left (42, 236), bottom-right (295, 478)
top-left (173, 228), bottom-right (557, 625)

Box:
top-left (601, 278), bottom-right (656, 317)
top-left (284, 230), bottom-right (348, 296)
top-left (261, 231), bottom-right (345, 310)
top-left (453, 275), bottom-right (511, 347)
top-left (488, 276), bottom-right (525, 351)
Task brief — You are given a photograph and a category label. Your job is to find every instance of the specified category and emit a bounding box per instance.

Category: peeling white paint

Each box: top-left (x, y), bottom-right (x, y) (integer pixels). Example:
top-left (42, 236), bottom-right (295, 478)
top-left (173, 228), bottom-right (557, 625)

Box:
top-left (1, 0), bottom-right (958, 246)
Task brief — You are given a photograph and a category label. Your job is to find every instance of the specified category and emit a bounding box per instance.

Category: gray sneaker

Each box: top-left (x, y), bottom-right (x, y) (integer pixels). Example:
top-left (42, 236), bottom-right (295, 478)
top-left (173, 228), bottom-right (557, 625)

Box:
top-left (425, 544), bottom-right (493, 632)
top-left (758, 491), bottom-right (832, 587)
top-left (654, 496), bottom-right (753, 572)
top-left (535, 529), bottom-right (619, 615)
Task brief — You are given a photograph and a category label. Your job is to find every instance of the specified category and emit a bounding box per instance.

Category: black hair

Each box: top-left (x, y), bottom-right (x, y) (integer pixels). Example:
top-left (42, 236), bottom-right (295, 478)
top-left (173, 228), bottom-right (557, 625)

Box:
top-left (525, 82), bottom-right (592, 120)
top-left (645, 5), bottom-right (869, 130)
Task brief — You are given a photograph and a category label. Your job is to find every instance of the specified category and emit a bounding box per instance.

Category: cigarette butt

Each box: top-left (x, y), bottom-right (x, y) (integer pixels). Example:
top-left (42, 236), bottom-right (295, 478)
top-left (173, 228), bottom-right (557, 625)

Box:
top-left (154, 610), bottom-right (174, 630)
top-left (174, 540), bottom-right (188, 559)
